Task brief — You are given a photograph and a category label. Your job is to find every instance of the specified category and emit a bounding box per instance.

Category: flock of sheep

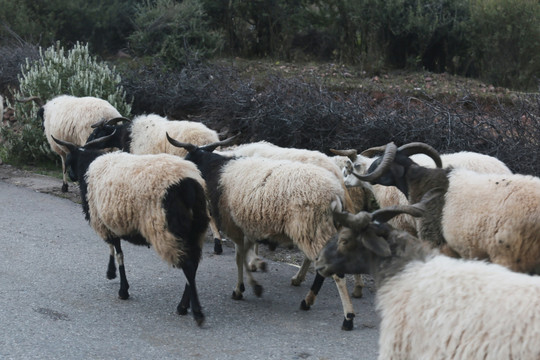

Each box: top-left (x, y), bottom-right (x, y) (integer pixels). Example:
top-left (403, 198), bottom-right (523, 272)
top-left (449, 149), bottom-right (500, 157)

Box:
top-left (16, 94), bottom-right (540, 358)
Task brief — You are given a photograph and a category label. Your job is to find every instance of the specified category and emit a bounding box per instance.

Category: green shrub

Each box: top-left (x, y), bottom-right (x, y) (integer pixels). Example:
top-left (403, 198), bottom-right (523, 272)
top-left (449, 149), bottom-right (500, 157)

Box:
top-left (128, 0), bottom-right (224, 67)
top-left (1, 42), bottom-right (131, 165)
top-left (468, 0), bottom-right (540, 90)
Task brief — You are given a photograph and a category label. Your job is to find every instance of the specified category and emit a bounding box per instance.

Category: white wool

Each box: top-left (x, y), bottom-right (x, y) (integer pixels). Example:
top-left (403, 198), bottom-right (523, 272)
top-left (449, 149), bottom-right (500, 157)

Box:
top-left (377, 255), bottom-right (540, 359)
top-left (129, 114), bottom-right (219, 156)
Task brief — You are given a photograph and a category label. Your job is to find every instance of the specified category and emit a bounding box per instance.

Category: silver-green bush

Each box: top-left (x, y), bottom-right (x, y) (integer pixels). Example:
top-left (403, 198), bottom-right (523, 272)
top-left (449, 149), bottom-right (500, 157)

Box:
top-left (1, 42), bottom-right (131, 164)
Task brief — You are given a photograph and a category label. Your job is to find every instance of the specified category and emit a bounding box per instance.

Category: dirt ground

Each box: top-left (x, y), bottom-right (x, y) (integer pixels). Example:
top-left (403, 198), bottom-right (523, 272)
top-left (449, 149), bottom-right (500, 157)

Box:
top-left (0, 164), bottom-right (81, 203)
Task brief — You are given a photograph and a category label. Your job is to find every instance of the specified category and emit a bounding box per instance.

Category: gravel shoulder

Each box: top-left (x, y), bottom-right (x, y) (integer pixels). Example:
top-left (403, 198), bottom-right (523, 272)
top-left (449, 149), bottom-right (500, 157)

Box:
top-left (0, 164), bottom-right (81, 203)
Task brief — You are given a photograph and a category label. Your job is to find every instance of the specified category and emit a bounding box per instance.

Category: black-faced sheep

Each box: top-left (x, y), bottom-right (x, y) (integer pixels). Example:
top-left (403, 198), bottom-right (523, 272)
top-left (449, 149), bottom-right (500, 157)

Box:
top-left (220, 140), bottom-right (369, 298)
top-left (86, 113), bottom-right (225, 255)
top-left (18, 95), bottom-right (124, 193)
top-left (331, 147), bottom-right (512, 236)
top-left (352, 142), bottom-right (540, 274)
top-left (51, 133), bottom-right (210, 326)
top-left (166, 133), bottom-right (358, 330)
top-left (315, 193), bottom-right (540, 359)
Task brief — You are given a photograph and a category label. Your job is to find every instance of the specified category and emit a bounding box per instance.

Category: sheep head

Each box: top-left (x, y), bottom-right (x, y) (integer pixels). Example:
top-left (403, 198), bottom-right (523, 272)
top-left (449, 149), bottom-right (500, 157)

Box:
top-left (351, 142), bottom-right (442, 197)
top-left (315, 189), bottom-right (442, 277)
top-left (51, 130), bottom-right (116, 181)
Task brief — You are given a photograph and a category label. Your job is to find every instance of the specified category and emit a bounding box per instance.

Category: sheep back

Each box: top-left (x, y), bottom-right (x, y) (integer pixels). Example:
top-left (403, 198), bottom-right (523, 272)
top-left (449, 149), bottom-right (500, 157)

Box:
top-left (43, 95), bottom-right (121, 153)
top-left (442, 169), bottom-right (540, 273)
top-left (219, 157), bottom-right (344, 260)
top-left (377, 255), bottom-right (540, 359)
top-left (129, 114), bottom-right (219, 156)
top-left (85, 152), bottom-right (207, 266)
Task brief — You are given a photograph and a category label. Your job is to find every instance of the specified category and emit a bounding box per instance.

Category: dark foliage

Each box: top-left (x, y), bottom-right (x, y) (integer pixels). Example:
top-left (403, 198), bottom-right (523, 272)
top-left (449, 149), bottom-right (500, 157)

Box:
top-left (0, 44), bottom-right (39, 95)
top-left (119, 61), bottom-right (214, 120)
top-left (193, 66), bottom-right (540, 176)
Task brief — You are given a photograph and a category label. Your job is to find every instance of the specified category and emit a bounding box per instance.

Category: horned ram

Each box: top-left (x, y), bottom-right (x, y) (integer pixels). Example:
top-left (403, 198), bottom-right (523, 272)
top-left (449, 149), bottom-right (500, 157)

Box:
top-left (315, 193), bottom-right (540, 359)
top-left (167, 133), bottom-right (358, 330)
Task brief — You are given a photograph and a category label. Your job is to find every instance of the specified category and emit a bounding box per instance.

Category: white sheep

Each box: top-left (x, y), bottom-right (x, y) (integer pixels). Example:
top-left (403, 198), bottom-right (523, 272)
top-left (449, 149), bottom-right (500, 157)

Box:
top-left (221, 140), bottom-right (368, 297)
top-left (331, 147), bottom-right (512, 236)
top-left (51, 133), bottom-right (210, 326)
top-left (87, 113), bottom-right (225, 254)
top-left (167, 134), bottom-right (358, 331)
top-left (352, 142), bottom-right (540, 274)
top-left (18, 95), bottom-right (124, 192)
top-left (315, 195), bottom-right (540, 359)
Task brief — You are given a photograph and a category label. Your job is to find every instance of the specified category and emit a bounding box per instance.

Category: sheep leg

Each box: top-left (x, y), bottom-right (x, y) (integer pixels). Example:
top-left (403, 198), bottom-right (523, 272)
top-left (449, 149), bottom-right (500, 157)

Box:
top-left (352, 274), bottom-right (364, 298)
top-left (247, 243), bottom-right (267, 272)
top-left (300, 272), bottom-right (325, 310)
top-left (291, 257), bottom-right (311, 286)
top-left (179, 259), bottom-right (204, 326)
top-left (60, 153), bottom-right (68, 192)
top-left (232, 241), bottom-right (246, 300)
top-left (106, 244), bottom-right (117, 280)
top-left (209, 216), bottom-right (223, 255)
top-left (232, 240), bottom-right (263, 300)
top-left (332, 274), bottom-right (355, 331)
top-left (112, 238), bottom-right (129, 300)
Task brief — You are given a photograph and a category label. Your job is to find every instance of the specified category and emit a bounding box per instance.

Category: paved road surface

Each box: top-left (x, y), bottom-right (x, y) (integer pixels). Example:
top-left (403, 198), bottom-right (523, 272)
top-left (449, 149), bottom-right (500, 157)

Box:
top-left (0, 177), bottom-right (380, 359)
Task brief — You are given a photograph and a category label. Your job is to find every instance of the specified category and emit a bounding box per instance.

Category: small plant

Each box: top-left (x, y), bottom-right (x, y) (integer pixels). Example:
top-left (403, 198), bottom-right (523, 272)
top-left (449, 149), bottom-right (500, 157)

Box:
top-left (1, 41), bottom-right (131, 165)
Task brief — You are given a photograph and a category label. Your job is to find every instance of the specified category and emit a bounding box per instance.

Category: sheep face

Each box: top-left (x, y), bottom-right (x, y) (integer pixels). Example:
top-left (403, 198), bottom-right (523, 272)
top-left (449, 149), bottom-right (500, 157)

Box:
top-left (316, 191), bottom-right (437, 279)
top-left (316, 225), bottom-right (387, 277)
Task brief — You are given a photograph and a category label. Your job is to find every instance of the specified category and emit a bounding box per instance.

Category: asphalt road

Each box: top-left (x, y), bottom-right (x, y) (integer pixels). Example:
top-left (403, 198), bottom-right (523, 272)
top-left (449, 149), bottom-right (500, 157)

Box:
top-left (0, 175), bottom-right (380, 360)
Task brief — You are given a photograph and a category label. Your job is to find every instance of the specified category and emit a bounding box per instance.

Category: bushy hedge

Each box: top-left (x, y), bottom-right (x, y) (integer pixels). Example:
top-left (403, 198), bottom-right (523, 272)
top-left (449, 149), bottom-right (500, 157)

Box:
top-left (1, 42), bottom-right (131, 165)
top-left (1, 0), bottom-right (538, 90)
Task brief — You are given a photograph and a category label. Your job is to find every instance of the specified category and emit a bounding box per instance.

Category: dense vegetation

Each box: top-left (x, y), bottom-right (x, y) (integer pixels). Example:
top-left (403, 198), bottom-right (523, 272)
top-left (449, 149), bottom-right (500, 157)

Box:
top-left (1, 0), bottom-right (538, 90)
top-left (0, 0), bottom-right (538, 176)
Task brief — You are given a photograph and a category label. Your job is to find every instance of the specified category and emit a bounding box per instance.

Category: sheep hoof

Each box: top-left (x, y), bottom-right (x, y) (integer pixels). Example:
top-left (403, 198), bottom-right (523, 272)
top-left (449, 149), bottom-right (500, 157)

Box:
top-left (214, 238), bottom-right (223, 255)
top-left (232, 291), bottom-right (243, 300)
top-left (177, 305), bottom-right (189, 316)
top-left (106, 269), bottom-right (116, 280)
top-left (61, 183), bottom-right (68, 193)
top-left (300, 299), bottom-right (310, 311)
top-left (240, 283), bottom-right (245, 292)
top-left (352, 287), bottom-right (363, 298)
top-left (259, 262), bottom-right (267, 272)
top-left (341, 314), bottom-right (355, 331)
top-left (118, 290), bottom-right (129, 300)
top-left (291, 277), bottom-right (302, 286)
top-left (193, 312), bottom-right (205, 326)
top-left (254, 284), bottom-right (263, 297)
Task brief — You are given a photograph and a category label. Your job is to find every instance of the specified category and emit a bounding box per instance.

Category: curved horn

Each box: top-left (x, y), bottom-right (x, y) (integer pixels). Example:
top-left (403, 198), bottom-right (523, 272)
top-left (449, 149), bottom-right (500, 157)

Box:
top-left (371, 187), bottom-right (444, 223)
top-left (371, 205), bottom-right (425, 224)
top-left (51, 135), bottom-right (78, 153)
top-left (333, 211), bottom-right (372, 231)
top-left (168, 132), bottom-right (241, 153)
top-left (329, 148), bottom-right (357, 161)
top-left (84, 129), bottom-right (118, 149)
top-left (360, 144), bottom-right (388, 158)
top-left (166, 132), bottom-right (198, 153)
top-left (200, 133), bottom-right (241, 152)
top-left (91, 116), bottom-right (131, 128)
top-left (352, 142), bottom-right (397, 182)
top-left (16, 96), bottom-right (44, 107)
top-left (397, 142), bottom-right (442, 168)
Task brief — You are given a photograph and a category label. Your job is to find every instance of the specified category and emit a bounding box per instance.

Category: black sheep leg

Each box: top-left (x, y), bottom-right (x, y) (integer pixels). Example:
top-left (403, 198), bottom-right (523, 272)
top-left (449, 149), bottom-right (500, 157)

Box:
top-left (111, 238), bottom-right (129, 300)
top-left (106, 244), bottom-right (117, 280)
top-left (177, 283), bottom-right (191, 315)
top-left (180, 259), bottom-right (204, 326)
top-left (300, 272), bottom-right (325, 310)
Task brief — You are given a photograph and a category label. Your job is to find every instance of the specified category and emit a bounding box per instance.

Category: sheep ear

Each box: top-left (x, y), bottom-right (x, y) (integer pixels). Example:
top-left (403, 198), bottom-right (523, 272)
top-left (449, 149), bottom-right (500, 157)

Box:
top-left (361, 234), bottom-right (391, 257)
